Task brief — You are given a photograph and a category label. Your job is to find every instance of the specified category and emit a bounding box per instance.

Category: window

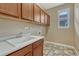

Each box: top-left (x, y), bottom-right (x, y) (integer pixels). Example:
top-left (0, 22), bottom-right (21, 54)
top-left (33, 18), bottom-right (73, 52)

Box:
top-left (58, 8), bottom-right (70, 29)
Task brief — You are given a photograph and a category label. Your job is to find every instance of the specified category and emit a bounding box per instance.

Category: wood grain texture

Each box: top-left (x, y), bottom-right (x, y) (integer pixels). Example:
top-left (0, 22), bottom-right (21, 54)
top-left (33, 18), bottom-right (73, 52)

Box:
top-left (21, 3), bottom-right (33, 21)
top-left (34, 4), bottom-right (41, 23)
top-left (0, 3), bottom-right (19, 17)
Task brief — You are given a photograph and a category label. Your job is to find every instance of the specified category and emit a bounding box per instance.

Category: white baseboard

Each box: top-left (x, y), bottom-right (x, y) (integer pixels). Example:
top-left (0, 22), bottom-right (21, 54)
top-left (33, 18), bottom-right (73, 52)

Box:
top-left (45, 41), bottom-right (74, 49)
top-left (45, 41), bottom-right (79, 55)
top-left (74, 48), bottom-right (79, 56)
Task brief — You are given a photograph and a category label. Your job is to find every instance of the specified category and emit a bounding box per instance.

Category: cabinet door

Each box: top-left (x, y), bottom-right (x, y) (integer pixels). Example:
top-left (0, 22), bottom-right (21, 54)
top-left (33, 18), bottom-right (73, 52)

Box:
top-left (34, 4), bottom-right (41, 23)
top-left (44, 13), bottom-right (48, 25)
top-left (22, 3), bottom-right (33, 21)
top-left (0, 3), bottom-right (19, 17)
top-left (45, 13), bottom-right (50, 26)
top-left (33, 43), bottom-right (43, 56)
top-left (41, 10), bottom-right (45, 24)
top-left (33, 39), bottom-right (43, 56)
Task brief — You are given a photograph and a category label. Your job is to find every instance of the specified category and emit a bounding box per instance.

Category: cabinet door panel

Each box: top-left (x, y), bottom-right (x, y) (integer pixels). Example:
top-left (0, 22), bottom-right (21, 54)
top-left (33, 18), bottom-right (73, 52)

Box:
top-left (22, 3), bottom-right (33, 20)
top-left (33, 44), bottom-right (43, 56)
top-left (33, 39), bottom-right (43, 56)
top-left (0, 3), bottom-right (19, 17)
top-left (44, 13), bottom-right (48, 25)
top-left (41, 10), bottom-right (45, 24)
top-left (34, 4), bottom-right (41, 23)
top-left (44, 13), bottom-right (50, 26)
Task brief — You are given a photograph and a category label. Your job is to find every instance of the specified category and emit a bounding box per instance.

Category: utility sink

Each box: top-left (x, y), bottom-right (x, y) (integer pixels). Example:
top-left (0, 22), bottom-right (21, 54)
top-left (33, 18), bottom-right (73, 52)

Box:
top-left (6, 36), bottom-right (35, 46)
top-left (0, 41), bottom-right (14, 55)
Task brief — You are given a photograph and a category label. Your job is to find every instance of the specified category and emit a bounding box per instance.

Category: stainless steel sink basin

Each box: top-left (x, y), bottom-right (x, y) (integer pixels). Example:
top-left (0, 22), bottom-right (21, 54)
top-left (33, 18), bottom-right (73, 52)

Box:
top-left (6, 36), bottom-right (35, 46)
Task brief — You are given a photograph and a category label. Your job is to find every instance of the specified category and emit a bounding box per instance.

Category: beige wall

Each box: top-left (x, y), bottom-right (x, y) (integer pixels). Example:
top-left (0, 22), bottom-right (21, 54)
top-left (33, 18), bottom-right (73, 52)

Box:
top-left (45, 3), bottom-right (75, 46)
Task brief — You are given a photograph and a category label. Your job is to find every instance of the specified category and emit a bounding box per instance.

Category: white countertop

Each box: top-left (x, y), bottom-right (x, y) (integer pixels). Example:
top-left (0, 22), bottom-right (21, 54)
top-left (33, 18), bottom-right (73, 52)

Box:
top-left (0, 36), bottom-right (44, 56)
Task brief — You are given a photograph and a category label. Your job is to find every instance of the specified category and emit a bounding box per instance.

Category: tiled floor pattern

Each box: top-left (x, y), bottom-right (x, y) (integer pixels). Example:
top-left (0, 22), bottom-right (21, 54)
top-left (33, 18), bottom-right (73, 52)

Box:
top-left (43, 42), bottom-right (77, 56)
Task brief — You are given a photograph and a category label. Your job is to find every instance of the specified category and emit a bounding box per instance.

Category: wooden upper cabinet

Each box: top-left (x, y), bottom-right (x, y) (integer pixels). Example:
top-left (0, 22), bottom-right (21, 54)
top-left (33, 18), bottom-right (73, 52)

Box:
top-left (0, 3), bottom-right (20, 17)
top-left (44, 13), bottom-right (48, 25)
top-left (41, 10), bottom-right (45, 24)
top-left (44, 13), bottom-right (50, 26)
top-left (0, 3), bottom-right (50, 26)
top-left (34, 4), bottom-right (41, 23)
top-left (21, 3), bottom-right (33, 21)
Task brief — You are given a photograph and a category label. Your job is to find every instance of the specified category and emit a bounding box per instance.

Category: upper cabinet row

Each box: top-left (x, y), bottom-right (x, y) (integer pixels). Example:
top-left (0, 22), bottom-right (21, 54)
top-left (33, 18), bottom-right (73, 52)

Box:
top-left (0, 3), bottom-right (50, 26)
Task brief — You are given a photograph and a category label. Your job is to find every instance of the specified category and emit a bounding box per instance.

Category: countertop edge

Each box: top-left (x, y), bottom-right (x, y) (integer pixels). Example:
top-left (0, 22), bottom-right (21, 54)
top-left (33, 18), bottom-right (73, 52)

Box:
top-left (2, 36), bottom-right (44, 56)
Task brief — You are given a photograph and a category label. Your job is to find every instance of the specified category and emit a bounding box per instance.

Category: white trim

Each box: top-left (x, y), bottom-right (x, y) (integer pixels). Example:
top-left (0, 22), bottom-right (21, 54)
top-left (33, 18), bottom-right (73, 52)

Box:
top-left (45, 41), bottom-right (74, 49)
top-left (57, 8), bottom-right (70, 29)
top-left (45, 41), bottom-right (79, 55)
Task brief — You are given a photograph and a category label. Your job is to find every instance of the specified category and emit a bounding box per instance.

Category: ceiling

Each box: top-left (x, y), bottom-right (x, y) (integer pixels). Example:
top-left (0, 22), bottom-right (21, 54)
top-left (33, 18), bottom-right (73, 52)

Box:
top-left (37, 3), bottom-right (64, 10)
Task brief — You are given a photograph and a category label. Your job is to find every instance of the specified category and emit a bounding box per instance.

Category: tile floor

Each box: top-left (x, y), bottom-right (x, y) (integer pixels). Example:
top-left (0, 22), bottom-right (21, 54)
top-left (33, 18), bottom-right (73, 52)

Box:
top-left (43, 42), bottom-right (77, 56)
